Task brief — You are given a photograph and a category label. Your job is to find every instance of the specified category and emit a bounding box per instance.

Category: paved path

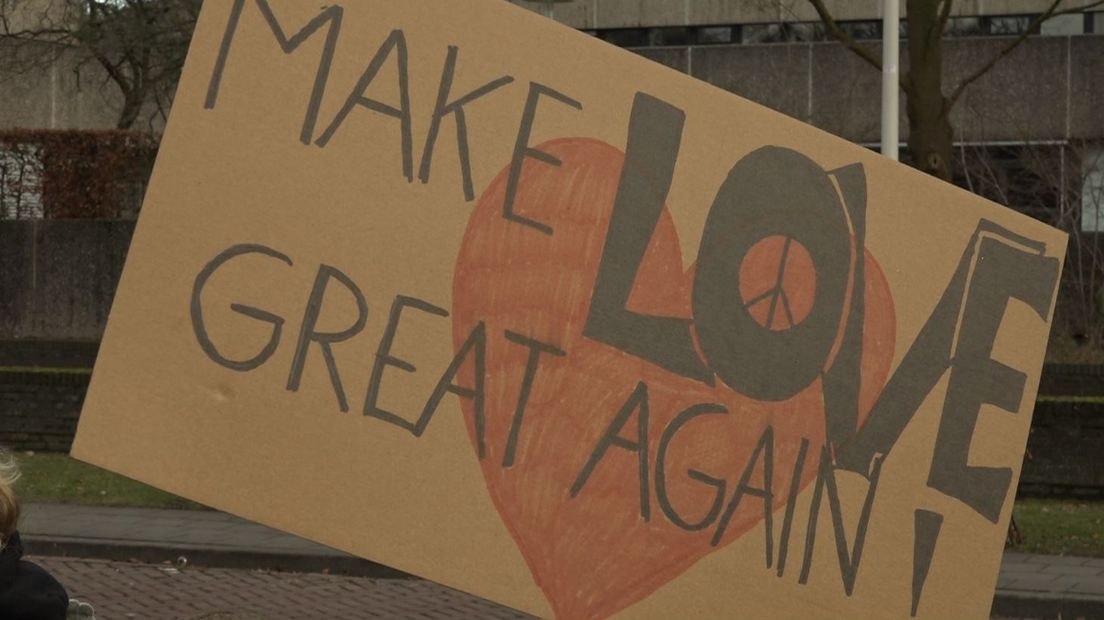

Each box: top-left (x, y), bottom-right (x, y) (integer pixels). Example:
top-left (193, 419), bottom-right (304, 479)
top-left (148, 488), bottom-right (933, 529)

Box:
top-left (20, 503), bottom-right (1104, 619)
top-left (20, 555), bottom-right (1060, 620)
top-left (23, 503), bottom-right (340, 558)
top-left (32, 556), bottom-right (532, 620)
top-left (995, 553), bottom-right (1104, 619)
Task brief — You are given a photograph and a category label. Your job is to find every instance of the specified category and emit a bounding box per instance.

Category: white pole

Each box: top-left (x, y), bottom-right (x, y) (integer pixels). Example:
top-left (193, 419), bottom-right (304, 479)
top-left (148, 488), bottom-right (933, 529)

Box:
top-left (882, 0), bottom-right (900, 161)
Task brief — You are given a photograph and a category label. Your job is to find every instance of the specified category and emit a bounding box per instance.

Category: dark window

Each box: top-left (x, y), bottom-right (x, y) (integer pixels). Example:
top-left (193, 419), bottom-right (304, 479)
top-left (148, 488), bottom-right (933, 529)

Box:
top-left (741, 23), bottom-right (784, 44)
top-left (598, 28), bottom-right (649, 47)
top-left (741, 22), bottom-right (824, 44)
top-left (592, 12), bottom-right (1061, 50)
top-left (649, 26), bottom-right (690, 46)
top-left (1087, 11), bottom-right (1104, 34)
top-left (954, 144), bottom-right (1068, 225)
top-left (945, 17), bottom-right (983, 37)
top-left (697, 25), bottom-right (735, 44)
top-left (983, 15), bottom-right (1038, 36)
top-left (838, 20), bottom-right (881, 40)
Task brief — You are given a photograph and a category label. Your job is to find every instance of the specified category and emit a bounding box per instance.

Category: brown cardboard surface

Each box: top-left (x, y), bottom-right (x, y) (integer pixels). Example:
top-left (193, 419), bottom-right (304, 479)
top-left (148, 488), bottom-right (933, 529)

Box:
top-left (72, 2), bottom-right (1068, 619)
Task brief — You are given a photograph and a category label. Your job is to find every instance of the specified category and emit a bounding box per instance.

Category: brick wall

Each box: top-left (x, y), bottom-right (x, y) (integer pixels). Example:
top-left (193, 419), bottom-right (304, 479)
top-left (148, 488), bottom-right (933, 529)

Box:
top-left (0, 370), bottom-right (88, 453)
top-left (0, 355), bottom-right (1100, 500)
top-left (1021, 401), bottom-right (1104, 498)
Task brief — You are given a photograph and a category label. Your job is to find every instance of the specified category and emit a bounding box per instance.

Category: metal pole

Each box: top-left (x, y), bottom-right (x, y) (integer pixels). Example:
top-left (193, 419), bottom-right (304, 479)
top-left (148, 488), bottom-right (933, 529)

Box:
top-left (882, 0), bottom-right (900, 161)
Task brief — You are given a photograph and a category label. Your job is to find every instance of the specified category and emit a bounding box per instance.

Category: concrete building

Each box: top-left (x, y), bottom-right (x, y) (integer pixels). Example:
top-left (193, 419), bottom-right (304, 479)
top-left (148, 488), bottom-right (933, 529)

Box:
top-left (504, 0), bottom-right (1104, 232)
top-left (1, 0), bottom-right (1102, 227)
top-left (0, 0), bottom-right (1101, 344)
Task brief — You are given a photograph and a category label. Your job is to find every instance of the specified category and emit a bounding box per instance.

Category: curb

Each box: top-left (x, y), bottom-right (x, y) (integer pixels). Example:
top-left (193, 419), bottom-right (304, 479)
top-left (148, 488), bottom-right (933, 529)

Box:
top-left (25, 536), bottom-right (1104, 619)
top-left (23, 535), bottom-right (412, 579)
top-left (992, 591), bottom-right (1104, 620)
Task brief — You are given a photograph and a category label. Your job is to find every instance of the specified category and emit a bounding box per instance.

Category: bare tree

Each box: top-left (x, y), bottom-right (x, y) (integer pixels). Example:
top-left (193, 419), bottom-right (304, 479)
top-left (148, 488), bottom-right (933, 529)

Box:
top-left (806, 0), bottom-right (1104, 181)
top-left (0, 0), bottom-right (200, 129)
top-left (957, 139), bottom-right (1104, 358)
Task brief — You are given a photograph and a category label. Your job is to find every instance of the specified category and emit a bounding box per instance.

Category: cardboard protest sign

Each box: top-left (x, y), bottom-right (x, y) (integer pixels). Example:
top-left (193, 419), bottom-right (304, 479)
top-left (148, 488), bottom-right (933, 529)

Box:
top-left (72, 1), bottom-right (1067, 618)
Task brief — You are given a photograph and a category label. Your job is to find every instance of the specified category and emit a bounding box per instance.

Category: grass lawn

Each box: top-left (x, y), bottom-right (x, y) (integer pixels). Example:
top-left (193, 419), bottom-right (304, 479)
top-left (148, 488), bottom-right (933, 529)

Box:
top-left (1011, 498), bottom-right (1104, 557)
top-left (14, 452), bottom-right (205, 510)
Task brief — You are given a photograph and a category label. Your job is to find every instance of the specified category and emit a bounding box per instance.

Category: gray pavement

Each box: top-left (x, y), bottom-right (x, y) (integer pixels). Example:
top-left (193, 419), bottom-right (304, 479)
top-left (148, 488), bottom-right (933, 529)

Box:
top-left (25, 504), bottom-right (327, 556)
top-left (20, 503), bottom-right (1104, 619)
top-left (31, 556), bottom-right (533, 620)
top-left (21, 503), bottom-right (404, 577)
top-left (994, 553), bottom-right (1104, 619)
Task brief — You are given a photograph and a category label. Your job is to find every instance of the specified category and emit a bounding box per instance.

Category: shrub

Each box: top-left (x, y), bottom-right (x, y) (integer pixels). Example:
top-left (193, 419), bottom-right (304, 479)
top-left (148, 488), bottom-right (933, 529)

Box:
top-left (0, 129), bottom-right (157, 219)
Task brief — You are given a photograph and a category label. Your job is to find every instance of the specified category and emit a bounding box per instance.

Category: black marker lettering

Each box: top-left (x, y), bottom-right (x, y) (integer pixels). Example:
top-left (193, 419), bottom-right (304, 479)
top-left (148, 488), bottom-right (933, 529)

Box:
top-left (502, 330), bottom-right (565, 468)
top-left (419, 321), bottom-right (488, 459)
top-left (364, 296), bottom-right (449, 430)
top-left (191, 243), bottom-right (293, 371)
top-left (711, 425), bottom-right (774, 570)
top-left (503, 82), bottom-right (582, 235)
top-left (418, 46), bottom-right (514, 201)
top-left (655, 403), bottom-right (728, 532)
top-left (570, 382), bottom-right (651, 522)
top-left (799, 451), bottom-right (884, 595)
top-left (315, 29), bottom-right (413, 181)
top-left (206, 0), bottom-right (344, 145)
top-left (837, 221), bottom-right (1060, 524)
top-left (583, 94), bottom-right (710, 382)
top-left (286, 264), bottom-right (368, 413)
top-left (693, 147), bottom-right (851, 401)
top-left (776, 437), bottom-right (811, 578)
top-left (927, 235), bottom-right (1059, 522)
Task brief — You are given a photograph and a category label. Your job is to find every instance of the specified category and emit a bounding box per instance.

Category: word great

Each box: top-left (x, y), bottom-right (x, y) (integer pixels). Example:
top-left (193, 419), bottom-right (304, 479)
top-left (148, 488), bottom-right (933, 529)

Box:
top-left (189, 241), bottom-right (885, 598)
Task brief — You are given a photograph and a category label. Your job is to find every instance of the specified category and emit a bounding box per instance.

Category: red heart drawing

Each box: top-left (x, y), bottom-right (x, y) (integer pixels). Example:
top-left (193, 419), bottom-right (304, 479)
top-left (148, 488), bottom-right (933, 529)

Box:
top-left (452, 138), bottom-right (895, 620)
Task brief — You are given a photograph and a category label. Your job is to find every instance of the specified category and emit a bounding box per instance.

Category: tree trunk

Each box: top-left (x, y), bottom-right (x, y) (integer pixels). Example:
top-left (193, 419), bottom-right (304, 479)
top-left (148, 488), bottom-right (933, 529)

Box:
top-left (116, 94), bottom-right (142, 130)
top-left (904, 0), bottom-right (955, 181)
top-left (906, 97), bottom-right (954, 181)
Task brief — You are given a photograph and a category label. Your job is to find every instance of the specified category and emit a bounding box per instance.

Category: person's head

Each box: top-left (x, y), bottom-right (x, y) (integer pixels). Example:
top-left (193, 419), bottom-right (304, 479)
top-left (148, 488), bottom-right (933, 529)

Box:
top-left (0, 449), bottom-right (19, 548)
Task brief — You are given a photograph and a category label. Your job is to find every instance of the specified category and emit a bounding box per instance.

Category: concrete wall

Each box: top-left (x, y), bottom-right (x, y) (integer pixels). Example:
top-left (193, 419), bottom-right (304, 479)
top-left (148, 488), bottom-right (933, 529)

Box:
top-left (0, 220), bottom-right (134, 341)
top-left (634, 34), bottom-right (1104, 144)
top-left (0, 40), bottom-right (128, 130)
top-left (509, 0), bottom-right (1092, 29)
top-left (1, 19), bottom-right (1099, 146)
top-left (0, 0), bottom-right (80, 35)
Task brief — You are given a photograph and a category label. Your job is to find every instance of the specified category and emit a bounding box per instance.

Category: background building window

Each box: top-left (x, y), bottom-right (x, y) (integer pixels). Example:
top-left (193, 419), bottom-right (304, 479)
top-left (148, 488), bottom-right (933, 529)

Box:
top-left (697, 26), bottom-right (735, 44)
top-left (1082, 147), bottom-right (1104, 233)
top-left (954, 143), bottom-right (1067, 225)
top-left (0, 144), bottom-right (44, 219)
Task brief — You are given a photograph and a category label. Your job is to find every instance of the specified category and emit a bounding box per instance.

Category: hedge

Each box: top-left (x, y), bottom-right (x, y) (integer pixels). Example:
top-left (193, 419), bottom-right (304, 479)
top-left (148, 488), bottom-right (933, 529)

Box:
top-left (0, 129), bottom-right (157, 219)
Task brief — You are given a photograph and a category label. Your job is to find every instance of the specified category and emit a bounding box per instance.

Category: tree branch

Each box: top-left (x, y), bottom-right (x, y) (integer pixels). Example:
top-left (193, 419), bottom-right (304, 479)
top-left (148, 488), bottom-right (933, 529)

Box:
top-left (938, 0), bottom-right (955, 30)
top-left (948, 0), bottom-right (1104, 107)
top-left (805, 0), bottom-right (883, 71)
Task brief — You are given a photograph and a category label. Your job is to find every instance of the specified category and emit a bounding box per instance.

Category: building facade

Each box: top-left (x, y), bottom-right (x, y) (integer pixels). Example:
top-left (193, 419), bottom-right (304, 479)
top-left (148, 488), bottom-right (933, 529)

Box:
top-left (1, 0), bottom-right (1102, 228)
top-left (507, 0), bottom-right (1104, 233)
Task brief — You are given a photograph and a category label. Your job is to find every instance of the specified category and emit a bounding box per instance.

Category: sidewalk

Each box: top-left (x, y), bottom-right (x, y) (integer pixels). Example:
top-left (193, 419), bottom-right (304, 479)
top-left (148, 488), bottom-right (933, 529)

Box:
top-left (21, 503), bottom-right (1104, 620)
top-left (20, 503), bottom-right (405, 578)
